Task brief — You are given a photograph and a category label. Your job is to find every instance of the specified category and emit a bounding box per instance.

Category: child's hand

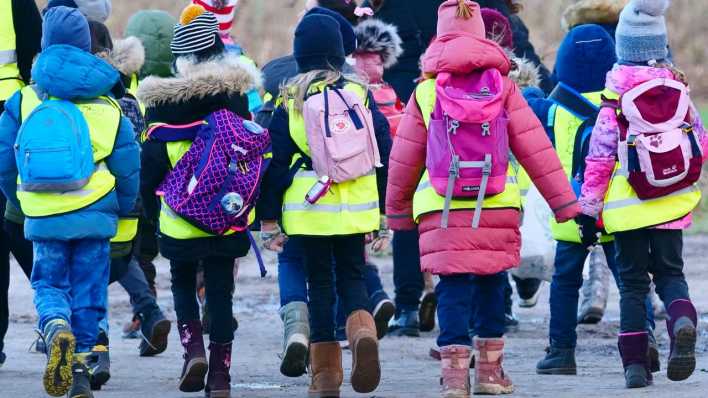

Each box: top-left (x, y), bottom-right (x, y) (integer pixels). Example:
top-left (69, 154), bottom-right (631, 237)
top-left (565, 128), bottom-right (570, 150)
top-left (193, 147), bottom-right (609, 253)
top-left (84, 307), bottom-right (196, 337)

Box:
top-left (260, 221), bottom-right (288, 253)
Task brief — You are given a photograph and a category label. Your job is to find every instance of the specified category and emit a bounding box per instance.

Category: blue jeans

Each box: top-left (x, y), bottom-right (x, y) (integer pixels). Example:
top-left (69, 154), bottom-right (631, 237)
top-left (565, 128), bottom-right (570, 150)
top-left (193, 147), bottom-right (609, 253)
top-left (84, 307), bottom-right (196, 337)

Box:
top-left (392, 229), bottom-right (423, 314)
top-left (32, 239), bottom-right (110, 353)
top-left (437, 273), bottom-right (506, 347)
top-left (549, 241), bottom-right (654, 348)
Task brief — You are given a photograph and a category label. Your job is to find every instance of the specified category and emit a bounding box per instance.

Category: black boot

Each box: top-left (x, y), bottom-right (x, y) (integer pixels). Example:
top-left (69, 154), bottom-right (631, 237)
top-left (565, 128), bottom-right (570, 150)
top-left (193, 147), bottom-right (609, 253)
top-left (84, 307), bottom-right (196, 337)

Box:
top-left (387, 310), bottom-right (420, 337)
top-left (536, 346), bottom-right (577, 375)
top-left (618, 332), bottom-right (652, 388)
top-left (88, 331), bottom-right (110, 390)
top-left (138, 305), bottom-right (172, 357)
top-left (68, 354), bottom-right (94, 398)
top-left (666, 299), bottom-right (697, 381)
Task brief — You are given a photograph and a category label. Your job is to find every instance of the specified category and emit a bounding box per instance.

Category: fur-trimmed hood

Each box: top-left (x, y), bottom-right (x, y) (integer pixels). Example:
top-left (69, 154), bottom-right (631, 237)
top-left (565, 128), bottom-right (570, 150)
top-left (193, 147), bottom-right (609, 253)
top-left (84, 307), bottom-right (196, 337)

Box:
top-left (354, 19), bottom-right (403, 69)
top-left (562, 0), bottom-right (628, 31)
top-left (137, 52), bottom-right (262, 108)
top-left (508, 53), bottom-right (541, 90)
top-left (108, 37), bottom-right (145, 77)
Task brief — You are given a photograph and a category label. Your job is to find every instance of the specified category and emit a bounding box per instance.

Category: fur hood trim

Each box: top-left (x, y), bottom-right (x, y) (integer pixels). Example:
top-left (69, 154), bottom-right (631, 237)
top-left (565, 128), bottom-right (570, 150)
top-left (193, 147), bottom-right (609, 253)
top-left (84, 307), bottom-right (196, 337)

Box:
top-left (109, 37), bottom-right (145, 77)
top-left (354, 19), bottom-right (403, 69)
top-left (137, 52), bottom-right (262, 108)
top-left (562, 0), bottom-right (628, 31)
top-left (507, 50), bottom-right (540, 90)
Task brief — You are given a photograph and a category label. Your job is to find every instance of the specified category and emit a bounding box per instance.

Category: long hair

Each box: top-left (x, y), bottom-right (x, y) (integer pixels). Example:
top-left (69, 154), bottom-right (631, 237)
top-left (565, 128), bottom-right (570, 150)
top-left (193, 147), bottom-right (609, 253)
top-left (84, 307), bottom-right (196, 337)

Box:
top-left (281, 68), bottom-right (366, 114)
top-left (653, 61), bottom-right (689, 86)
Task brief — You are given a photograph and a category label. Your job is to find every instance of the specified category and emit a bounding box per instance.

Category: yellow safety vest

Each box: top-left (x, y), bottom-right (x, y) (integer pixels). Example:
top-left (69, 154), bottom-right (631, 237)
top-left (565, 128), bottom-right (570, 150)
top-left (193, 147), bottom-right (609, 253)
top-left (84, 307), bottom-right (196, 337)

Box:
top-left (126, 73), bottom-right (146, 115)
top-left (412, 79), bottom-right (521, 222)
top-left (281, 82), bottom-right (381, 236)
top-left (0, 0), bottom-right (23, 102)
top-left (17, 86), bottom-right (121, 220)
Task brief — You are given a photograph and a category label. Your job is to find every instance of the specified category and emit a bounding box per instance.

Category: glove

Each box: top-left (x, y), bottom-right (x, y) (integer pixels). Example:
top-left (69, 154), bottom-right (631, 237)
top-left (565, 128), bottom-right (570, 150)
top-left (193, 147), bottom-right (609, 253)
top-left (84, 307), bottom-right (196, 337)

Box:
top-left (369, 217), bottom-right (392, 256)
top-left (260, 221), bottom-right (288, 253)
top-left (575, 214), bottom-right (600, 249)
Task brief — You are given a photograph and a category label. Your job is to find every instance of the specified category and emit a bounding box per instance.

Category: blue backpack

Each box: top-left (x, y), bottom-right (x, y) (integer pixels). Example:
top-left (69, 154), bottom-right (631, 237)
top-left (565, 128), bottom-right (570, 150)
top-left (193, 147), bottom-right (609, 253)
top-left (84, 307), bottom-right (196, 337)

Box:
top-left (15, 99), bottom-right (95, 192)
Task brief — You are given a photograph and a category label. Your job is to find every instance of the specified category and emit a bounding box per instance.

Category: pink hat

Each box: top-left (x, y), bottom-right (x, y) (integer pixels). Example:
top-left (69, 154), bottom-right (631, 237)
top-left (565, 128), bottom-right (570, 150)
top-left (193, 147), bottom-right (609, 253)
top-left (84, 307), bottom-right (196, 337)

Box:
top-left (481, 8), bottom-right (514, 49)
top-left (436, 0), bottom-right (485, 38)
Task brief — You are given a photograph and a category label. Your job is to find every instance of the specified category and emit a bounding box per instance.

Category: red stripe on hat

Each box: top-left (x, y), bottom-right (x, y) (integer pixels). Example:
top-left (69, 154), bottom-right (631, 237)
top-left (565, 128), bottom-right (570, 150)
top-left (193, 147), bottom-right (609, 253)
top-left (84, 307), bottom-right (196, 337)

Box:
top-left (193, 0), bottom-right (235, 15)
top-left (219, 21), bottom-right (233, 31)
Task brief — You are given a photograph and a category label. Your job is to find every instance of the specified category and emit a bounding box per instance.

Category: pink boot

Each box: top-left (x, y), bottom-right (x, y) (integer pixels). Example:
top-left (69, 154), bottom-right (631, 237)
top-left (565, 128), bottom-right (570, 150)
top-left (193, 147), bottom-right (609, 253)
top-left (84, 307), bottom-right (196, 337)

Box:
top-left (440, 345), bottom-right (471, 398)
top-left (178, 321), bottom-right (208, 392)
top-left (473, 338), bottom-right (514, 395)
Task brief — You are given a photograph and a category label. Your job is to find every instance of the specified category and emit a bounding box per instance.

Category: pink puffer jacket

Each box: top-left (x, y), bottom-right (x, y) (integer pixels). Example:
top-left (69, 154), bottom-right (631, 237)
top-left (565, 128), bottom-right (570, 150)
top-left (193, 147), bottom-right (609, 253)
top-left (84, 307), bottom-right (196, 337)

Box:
top-left (579, 65), bottom-right (708, 229)
top-left (385, 33), bottom-right (579, 276)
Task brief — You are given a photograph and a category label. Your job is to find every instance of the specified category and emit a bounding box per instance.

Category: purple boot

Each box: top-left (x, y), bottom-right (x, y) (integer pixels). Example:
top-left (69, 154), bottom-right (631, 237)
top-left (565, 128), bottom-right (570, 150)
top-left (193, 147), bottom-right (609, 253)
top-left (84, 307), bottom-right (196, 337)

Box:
top-left (666, 299), bottom-right (697, 381)
top-left (206, 343), bottom-right (232, 398)
top-left (618, 332), bottom-right (652, 388)
top-left (178, 321), bottom-right (208, 392)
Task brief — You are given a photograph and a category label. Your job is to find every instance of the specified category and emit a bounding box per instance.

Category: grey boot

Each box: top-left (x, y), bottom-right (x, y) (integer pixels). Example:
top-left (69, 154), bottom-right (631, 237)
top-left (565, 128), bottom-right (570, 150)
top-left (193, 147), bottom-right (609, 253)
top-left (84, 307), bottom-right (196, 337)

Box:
top-left (279, 301), bottom-right (310, 378)
top-left (577, 246), bottom-right (610, 324)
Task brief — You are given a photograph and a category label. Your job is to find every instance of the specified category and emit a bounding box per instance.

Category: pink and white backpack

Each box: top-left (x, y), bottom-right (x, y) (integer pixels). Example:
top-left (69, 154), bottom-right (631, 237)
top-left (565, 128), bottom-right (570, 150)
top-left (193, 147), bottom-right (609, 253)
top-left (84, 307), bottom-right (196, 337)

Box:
top-left (302, 86), bottom-right (381, 183)
top-left (608, 78), bottom-right (702, 200)
top-left (426, 68), bottom-right (509, 228)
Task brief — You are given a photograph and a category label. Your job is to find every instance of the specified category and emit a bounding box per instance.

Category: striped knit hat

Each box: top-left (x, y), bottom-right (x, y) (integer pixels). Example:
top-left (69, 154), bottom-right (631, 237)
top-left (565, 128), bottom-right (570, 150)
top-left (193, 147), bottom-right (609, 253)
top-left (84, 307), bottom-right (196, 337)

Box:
top-left (192, 0), bottom-right (238, 36)
top-left (171, 4), bottom-right (220, 55)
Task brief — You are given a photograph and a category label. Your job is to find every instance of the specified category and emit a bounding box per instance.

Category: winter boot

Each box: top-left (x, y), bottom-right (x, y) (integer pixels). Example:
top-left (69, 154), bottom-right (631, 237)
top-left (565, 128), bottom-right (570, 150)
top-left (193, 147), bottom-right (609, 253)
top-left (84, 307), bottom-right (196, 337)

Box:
top-left (309, 342), bottom-right (343, 398)
top-left (68, 353), bottom-right (94, 398)
top-left (440, 345), bottom-right (472, 398)
top-left (388, 310), bottom-right (420, 337)
top-left (514, 277), bottom-right (543, 308)
top-left (473, 338), bottom-right (514, 395)
top-left (346, 310), bottom-right (381, 393)
top-left (371, 294), bottom-right (396, 339)
top-left (648, 329), bottom-right (660, 373)
top-left (618, 332), bottom-right (652, 388)
top-left (206, 342), bottom-right (232, 398)
top-left (666, 299), bottom-right (697, 381)
top-left (138, 305), bottom-right (172, 357)
top-left (419, 291), bottom-right (438, 332)
top-left (41, 319), bottom-right (76, 397)
top-left (577, 246), bottom-right (610, 324)
top-left (279, 301), bottom-right (310, 377)
top-left (178, 320), bottom-right (209, 392)
top-left (431, 345), bottom-right (476, 368)
top-left (536, 346), bottom-right (576, 375)
top-left (87, 331), bottom-right (110, 390)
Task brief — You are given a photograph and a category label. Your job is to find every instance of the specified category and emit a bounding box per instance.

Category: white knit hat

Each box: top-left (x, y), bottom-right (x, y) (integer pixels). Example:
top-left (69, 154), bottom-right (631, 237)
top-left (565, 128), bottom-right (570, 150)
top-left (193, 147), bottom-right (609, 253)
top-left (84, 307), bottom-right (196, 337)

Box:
top-left (615, 0), bottom-right (670, 62)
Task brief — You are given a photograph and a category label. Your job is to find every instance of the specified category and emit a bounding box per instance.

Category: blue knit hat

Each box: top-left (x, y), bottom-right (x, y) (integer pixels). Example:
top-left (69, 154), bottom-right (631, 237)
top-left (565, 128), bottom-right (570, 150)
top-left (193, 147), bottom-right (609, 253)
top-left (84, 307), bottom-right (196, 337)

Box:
top-left (615, 0), bottom-right (670, 63)
top-left (42, 6), bottom-right (91, 52)
top-left (556, 24), bottom-right (617, 93)
top-left (294, 14), bottom-right (345, 73)
top-left (304, 7), bottom-right (356, 56)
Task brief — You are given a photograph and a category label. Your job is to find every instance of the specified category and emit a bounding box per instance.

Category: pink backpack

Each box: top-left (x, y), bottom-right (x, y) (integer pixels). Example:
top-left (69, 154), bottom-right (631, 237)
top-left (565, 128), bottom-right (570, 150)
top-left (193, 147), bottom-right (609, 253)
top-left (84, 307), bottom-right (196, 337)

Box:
top-left (302, 86), bottom-right (381, 183)
top-left (608, 78), bottom-right (702, 200)
top-left (371, 83), bottom-right (405, 137)
top-left (426, 69), bottom-right (509, 228)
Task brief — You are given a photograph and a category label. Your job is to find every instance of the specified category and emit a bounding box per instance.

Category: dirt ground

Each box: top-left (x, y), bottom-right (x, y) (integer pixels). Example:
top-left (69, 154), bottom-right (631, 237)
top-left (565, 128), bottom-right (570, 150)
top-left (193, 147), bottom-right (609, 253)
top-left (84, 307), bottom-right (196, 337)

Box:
top-left (2, 237), bottom-right (708, 397)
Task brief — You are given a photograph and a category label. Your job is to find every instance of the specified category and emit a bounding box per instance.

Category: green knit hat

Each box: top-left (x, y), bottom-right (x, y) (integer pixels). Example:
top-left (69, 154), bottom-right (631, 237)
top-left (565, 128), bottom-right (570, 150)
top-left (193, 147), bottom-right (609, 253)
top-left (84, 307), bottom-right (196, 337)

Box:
top-left (125, 10), bottom-right (177, 78)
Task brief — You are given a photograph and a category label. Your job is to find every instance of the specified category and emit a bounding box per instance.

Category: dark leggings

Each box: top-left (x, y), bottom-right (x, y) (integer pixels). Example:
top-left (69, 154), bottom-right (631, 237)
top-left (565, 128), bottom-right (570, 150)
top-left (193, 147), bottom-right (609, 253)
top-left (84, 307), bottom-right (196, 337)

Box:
top-left (1, 219), bottom-right (34, 353)
top-left (170, 257), bottom-right (236, 344)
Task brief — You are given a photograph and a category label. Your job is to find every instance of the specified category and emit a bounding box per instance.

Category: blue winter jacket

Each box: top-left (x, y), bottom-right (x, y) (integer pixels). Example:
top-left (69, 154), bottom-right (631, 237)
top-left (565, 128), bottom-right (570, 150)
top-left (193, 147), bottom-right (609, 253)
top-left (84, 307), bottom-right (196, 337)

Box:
top-left (0, 45), bottom-right (140, 241)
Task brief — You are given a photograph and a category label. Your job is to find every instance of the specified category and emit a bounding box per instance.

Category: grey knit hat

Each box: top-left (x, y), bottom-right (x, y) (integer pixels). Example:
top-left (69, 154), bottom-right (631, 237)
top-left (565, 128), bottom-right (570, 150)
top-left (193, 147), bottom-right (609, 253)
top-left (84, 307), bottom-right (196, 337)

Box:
top-left (73, 0), bottom-right (112, 22)
top-left (615, 0), bottom-right (670, 62)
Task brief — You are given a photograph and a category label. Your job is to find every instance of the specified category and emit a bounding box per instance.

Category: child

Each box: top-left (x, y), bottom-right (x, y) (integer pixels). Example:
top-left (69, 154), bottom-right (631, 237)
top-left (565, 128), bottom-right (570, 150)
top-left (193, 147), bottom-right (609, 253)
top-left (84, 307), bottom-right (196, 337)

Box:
top-left (259, 12), bottom-right (391, 397)
top-left (578, 0), bottom-right (706, 388)
top-left (138, 5), bottom-right (263, 397)
top-left (385, 1), bottom-right (578, 395)
top-left (0, 6), bottom-right (139, 397)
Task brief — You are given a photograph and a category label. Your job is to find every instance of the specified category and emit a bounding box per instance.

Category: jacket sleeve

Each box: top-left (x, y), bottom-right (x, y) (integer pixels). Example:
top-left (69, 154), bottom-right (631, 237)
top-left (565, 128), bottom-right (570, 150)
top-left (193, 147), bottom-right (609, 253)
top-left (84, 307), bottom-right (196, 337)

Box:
top-left (505, 79), bottom-right (579, 221)
top-left (368, 90), bottom-right (392, 213)
top-left (385, 92), bottom-right (427, 231)
top-left (579, 106), bottom-right (619, 217)
top-left (13, 0), bottom-right (43, 84)
top-left (256, 106), bottom-right (298, 222)
top-left (140, 140), bottom-right (169, 224)
top-left (105, 116), bottom-right (140, 216)
top-left (509, 15), bottom-right (553, 94)
top-left (0, 92), bottom-right (22, 209)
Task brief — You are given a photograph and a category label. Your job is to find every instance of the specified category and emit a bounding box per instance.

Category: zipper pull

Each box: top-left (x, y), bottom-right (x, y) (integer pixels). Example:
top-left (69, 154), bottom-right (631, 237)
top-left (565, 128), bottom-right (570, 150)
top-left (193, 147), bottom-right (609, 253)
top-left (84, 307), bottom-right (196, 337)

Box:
top-left (448, 119), bottom-right (460, 135)
top-left (481, 122), bottom-right (491, 136)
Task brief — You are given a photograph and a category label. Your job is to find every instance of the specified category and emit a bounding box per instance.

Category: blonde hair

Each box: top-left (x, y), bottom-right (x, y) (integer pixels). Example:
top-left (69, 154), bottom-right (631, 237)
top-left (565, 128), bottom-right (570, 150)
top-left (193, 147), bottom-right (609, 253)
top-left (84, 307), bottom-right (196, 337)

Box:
top-left (653, 61), bottom-right (689, 86)
top-left (456, 0), bottom-right (474, 19)
top-left (281, 69), bottom-right (366, 114)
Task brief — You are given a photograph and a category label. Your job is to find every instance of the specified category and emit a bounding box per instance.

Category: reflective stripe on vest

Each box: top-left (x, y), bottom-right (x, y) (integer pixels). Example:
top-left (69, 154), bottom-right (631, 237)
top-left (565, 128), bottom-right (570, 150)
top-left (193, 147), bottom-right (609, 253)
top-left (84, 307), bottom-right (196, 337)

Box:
top-left (111, 218), bottom-right (138, 243)
top-left (411, 79), bottom-right (521, 222)
top-left (281, 81), bottom-right (380, 236)
top-left (16, 86), bottom-right (120, 218)
top-left (0, 0), bottom-right (23, 101)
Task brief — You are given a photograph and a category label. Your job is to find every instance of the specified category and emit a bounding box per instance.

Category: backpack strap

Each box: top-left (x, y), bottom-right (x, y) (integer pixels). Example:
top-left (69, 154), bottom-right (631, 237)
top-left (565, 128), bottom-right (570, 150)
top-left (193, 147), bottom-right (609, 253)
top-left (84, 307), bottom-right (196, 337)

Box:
top-left (549, 82), bottom-right (600, 120)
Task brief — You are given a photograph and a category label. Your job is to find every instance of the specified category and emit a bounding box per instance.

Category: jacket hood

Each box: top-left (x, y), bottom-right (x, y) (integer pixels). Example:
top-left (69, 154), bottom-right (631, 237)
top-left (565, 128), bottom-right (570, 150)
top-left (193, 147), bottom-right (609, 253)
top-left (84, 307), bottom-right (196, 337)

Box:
top-left (555, 24), bottom-right (616, 93)
top-left (562, 0), bottom-right (628, 31)
top-left (32, 45), bottom-right (119, 99)
top-left (508, 52), bottom-right (541, 89)
top-left (137, 52), bottom-right (262, 108)
top-left (354, 19), bottom-right (404, 69)
top-left (422, 34), bottom-right (511, 76)
top-left (606, 64), bottom-right (676, 95)
top-left (108, 37), bottom-right (145, 77)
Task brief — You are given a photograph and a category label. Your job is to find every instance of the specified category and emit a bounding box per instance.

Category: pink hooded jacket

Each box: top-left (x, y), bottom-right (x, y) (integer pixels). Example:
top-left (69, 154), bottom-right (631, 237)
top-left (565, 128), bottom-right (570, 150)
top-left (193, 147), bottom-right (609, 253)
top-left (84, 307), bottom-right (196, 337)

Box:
top-left (579, 65), bottom-right (708, 229)
top-left (385, 0), bottom-right (579, 276)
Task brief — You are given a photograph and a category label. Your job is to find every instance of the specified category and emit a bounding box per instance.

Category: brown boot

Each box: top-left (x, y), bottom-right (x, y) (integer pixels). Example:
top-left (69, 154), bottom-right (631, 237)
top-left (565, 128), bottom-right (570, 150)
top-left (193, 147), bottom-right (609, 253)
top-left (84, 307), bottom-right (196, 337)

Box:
top-left (473, 338), bottom-right (514, 395)
top-left (309, 342), bottom-right (343, 398)
top-left (178, 321), bottom-right (208, 393)
top-left (346, 310), bottom-right (381, 393)
top-left (206, 343), bottom-right (232, 398)
top-left (440, 345), bottom-right (471, 398)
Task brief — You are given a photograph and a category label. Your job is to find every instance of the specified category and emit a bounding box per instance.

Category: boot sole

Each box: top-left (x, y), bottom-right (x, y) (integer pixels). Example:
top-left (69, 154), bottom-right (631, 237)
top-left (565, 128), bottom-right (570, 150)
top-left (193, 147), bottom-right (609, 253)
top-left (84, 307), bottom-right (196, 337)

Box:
top-left (351, 335), bottom-right (380, 393)
top-left (280, 338), bottom-right (308, 378)
top-left (442, 388), bottom-right (471, 398)
top-left (43, 331), bottom-right (75, 397)
top-left (473, 383), bottom-right (514, 395)
top-left (419, 292), bottom-right (437, 332)
top-left (308, 389), bottom-right (340, 398)
top-left (179, 358), bottom-right (208, 392)
top-left (536, 368), bottom-right (577, 375)
top-left (140, 319), bottom-right (172, 357)
top-left (373, 301), bottom-right (396, 339)
top-left (667, 326), bottom-right (696, 381)
top-left (207, 390), bottom-right (231, 398)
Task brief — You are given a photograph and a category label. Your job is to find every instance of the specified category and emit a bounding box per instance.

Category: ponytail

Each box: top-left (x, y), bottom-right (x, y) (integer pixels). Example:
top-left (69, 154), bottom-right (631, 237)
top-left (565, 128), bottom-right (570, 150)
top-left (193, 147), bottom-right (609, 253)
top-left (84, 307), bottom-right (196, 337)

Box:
top-left (456, 0), bottom-right (474, 19)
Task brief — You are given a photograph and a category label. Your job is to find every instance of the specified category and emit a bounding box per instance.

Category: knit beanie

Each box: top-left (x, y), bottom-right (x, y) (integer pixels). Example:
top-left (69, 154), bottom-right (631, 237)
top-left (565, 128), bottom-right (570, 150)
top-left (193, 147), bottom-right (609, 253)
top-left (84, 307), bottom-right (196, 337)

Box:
top-left (305, 6), bottom-right (356, 56)
top-left (46, 0), bottom-right (111, 22)
top-left (437, 0), bottom-right (486, 38)
top-left (42, 6), bottom-right (91, 52)
top-left (171, 5), bottom-right (222, 56)
top-left (615, 0), bottom-right (670, 62)
top-left (125, 10), bottom-right (177, 78)
top-left (46, 0), bottom-right (77, 9)
top-left (556, 24), bottom-right (616, 93)
top-left (89, 20), bottom-right (113, 55)
top-left (294, 14), bottom-right (345, 73)
top-left (191, 0), bottom-right (239, 37)
top-left (481, 8), bottom-right (514, 49)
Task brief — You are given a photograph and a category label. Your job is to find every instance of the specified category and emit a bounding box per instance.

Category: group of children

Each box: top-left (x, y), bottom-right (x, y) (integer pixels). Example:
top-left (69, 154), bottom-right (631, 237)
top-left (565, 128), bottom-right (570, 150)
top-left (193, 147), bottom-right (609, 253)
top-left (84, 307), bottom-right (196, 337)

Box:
top-left (0, 0), bottom-right (703, 397)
